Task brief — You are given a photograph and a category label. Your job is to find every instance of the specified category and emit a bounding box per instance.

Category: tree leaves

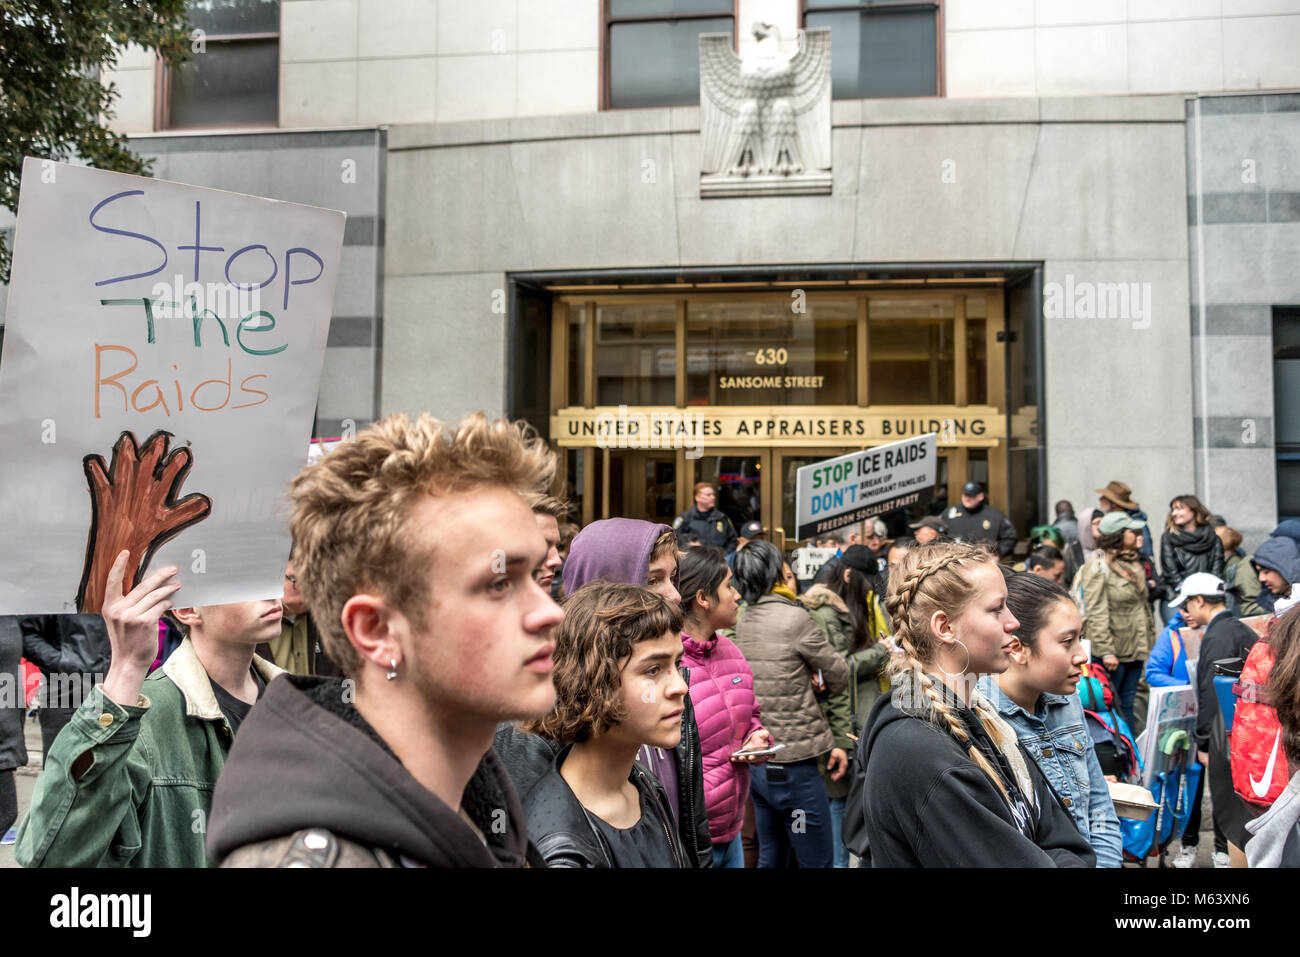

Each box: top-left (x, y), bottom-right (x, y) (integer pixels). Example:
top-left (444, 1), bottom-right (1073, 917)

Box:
top-left (0, 0), bottom-right (191, 280)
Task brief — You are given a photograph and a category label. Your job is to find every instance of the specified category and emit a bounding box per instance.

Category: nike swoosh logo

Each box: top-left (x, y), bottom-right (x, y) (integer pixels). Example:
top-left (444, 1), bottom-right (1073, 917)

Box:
top-left (1249, 730), bottom-right (1282, 798)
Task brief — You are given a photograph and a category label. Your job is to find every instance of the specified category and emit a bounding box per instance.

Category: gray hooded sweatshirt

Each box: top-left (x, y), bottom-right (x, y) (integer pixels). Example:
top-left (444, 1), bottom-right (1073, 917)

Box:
top-left (1246, 768), bottom-right (1300, 867)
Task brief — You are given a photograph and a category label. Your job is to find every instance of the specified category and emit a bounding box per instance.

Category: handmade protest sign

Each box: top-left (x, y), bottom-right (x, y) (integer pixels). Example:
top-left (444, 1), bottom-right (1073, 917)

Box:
top-left (791, 546), bottom-right (838, 582)
top-left (1136, 685), bottom-right (1197, 788)
top-left (0, 158), bottom-right (345, 613)
top-left (793, 434), bottom-right (936, 541)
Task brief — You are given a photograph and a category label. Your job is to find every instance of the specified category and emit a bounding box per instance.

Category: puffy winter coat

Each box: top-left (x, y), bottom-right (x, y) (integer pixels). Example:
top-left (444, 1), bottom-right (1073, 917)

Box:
top-left (1159, 525), bottom-right (1225, 595)
top-left (680, 630), bottom-right (764, 845)
top-left (733, 593), bottom-right (849, 763)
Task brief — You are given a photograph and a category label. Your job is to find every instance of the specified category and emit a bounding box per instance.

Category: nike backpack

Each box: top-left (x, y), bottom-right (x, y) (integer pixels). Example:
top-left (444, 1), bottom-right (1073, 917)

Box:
top-left (1230, 637), bottom-right (1288, 808)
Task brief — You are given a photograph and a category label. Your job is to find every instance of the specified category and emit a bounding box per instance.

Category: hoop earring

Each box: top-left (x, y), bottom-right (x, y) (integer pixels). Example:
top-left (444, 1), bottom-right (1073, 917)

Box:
top-left (386, 658), bottom-right (399, 681)
top-left (935, 638), bottom-right (970, 679)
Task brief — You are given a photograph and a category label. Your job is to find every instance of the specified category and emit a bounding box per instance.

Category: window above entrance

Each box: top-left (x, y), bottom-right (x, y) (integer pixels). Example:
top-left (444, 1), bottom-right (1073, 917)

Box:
top-left (594, 303), bottom-right (676, 405)
top-left (561, 289), bottom-right (994, 410)
top-left (685, 299), bottom-right (857, 406)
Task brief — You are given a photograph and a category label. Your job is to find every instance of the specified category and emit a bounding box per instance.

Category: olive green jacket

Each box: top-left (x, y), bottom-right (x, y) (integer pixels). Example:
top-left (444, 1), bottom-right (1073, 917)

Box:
top-left (801, 585), bottom-right (895, 800)
top-left (1231, 554), bottom-right (1267, 617)
top-left (16, 639), bottom-right (282, 868)
top-left (802, 586), bottom-right (892, 725)
top-left (1078, 553), bottom-right (1156, 663)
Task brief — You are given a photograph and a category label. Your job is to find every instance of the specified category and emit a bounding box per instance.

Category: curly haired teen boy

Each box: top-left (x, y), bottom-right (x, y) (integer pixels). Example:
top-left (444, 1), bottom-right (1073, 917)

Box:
top-left (207, 412), bottom-right (564, 867)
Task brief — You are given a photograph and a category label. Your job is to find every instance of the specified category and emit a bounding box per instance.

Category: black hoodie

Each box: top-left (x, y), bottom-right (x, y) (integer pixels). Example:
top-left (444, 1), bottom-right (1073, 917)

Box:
top-left (859, 680), bottom-right (1096, 868)
top-left (1159, 524), bottom-right (1225, 596)
top-left (207, 675), bottom-right (541, 867)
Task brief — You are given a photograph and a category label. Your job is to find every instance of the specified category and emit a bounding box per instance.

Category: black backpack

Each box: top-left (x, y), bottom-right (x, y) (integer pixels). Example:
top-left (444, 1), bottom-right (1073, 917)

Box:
top-left (840, 735), bottom-right (871, 862)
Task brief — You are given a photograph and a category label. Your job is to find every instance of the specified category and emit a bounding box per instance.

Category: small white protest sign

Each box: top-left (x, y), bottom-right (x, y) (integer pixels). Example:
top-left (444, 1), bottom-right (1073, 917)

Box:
top-left (1136, 685), bottom-right (1197, 788)
top-left (794, 433), bottom-right (937, 541)
top-left (0, 158), bottom-right (345, 613)
top-left (792, 546), bottom-right (838, 581)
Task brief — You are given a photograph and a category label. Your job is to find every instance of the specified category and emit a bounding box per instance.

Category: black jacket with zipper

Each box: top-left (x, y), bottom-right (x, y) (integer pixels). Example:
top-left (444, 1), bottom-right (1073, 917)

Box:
top-left (673, 506), bottom-right (739, 554)
top-left (860, 683), bottom-right (1096, 868)
top-left (943, 502), bottom-right (1018, 558)
top-left (1159, 525), bottom-right (1225, 597)
top-left (493, 678), bottom-right (713, 867)
top-left (19, 614), bottom-right (111, 681)
top-left (523, 744), bottom-right (685, 868)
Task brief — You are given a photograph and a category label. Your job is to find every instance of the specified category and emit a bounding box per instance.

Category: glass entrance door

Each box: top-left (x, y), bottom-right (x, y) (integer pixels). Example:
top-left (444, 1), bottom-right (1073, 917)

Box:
top-left (595, 450), bottom-right (678, 524)
top-left (772, 448), bottom-right (851, 549)
top-left (690, 449), bottom-right (770, 543)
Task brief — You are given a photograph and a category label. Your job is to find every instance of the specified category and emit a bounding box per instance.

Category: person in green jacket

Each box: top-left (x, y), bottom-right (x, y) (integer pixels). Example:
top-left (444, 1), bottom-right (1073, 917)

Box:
top-left (800, 545), bottom-right (893, 867)
top-left (1232, 550), bottom-right (1267, 618)
top-left (16, 549), bottom-right (283, 868)
top-left (1077, 513), bottom-right (1156, 734)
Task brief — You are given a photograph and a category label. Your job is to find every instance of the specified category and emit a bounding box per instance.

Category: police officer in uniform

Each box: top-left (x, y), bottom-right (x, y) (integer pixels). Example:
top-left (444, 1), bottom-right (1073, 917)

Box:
top-left (944, 481), bottom-right (1017, 559)
top-left (674, 482), bottom-right (739, 554)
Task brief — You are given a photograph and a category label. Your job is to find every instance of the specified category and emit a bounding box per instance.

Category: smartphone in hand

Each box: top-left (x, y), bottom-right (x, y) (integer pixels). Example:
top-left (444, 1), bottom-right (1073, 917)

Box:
top-left (731, 743), bottom-right (786, 759)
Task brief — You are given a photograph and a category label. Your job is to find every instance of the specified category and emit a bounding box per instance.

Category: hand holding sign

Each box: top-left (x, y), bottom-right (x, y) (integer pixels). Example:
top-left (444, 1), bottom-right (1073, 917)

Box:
top-left (76, 430), bottom-right (211, 613)
top-left (98, 550), bottom-right (181, 711)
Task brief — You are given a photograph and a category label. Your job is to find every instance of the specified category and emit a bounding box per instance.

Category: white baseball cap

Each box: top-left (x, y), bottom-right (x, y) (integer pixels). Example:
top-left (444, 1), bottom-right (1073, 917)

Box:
top-left (1168, 572), bottom-right (1227, 608)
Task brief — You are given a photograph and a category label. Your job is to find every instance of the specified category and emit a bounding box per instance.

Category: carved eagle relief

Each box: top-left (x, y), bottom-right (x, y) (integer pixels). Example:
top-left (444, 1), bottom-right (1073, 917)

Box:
top-left (699, 24), bottom-right (832, 179)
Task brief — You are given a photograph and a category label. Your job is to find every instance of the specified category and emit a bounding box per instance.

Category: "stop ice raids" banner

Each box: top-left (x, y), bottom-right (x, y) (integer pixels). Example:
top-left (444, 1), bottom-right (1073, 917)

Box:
top-left (0, 158), bottom-right (345, 614)
top-left (794, 433), bottom-right (937, 541)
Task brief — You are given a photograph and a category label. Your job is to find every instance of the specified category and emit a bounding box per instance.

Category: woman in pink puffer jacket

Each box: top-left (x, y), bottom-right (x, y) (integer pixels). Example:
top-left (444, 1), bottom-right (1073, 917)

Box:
top-left (678, 547), bottom-right (772, 868)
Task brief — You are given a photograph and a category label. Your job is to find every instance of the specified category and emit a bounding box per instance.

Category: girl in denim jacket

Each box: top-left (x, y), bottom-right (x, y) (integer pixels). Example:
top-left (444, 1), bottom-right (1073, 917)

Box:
top-left (978, 572), bottom-right (1124, 868)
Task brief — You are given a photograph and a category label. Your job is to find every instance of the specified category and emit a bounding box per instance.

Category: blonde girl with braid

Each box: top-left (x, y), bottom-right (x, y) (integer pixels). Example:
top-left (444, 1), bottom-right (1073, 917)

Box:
top-left (857, 541), bottom-right (1096, 867)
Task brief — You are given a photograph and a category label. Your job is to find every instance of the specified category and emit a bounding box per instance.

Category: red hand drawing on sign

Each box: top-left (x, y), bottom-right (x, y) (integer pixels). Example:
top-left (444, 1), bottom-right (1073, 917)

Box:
top-left (76, 430), bottom-right (212, 613)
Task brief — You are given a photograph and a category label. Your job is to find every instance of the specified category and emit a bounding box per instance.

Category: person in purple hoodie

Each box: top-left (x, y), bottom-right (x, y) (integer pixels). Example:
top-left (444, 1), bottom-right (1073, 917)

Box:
top-left (494, 518), bottom-right (713, 867)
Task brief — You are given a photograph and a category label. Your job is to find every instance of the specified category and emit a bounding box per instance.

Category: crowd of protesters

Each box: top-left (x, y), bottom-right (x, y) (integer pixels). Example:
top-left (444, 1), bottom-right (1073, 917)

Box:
top-left (2, 411), bottom-right (1299, 869)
